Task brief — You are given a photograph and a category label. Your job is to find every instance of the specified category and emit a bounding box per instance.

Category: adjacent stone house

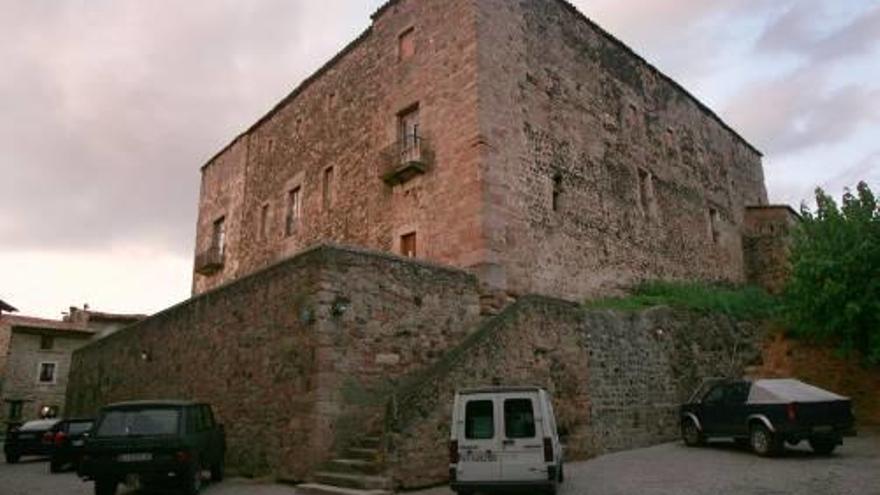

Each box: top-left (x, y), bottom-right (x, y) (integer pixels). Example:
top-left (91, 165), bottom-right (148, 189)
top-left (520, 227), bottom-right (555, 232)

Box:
top-left (1, 308), bottom-right (144, 426)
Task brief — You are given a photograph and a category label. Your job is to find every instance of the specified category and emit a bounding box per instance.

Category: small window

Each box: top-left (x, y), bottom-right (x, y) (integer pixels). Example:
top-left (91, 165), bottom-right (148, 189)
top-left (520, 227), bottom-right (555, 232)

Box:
top-left (398, 27), bottom-right (415, 61)
top-left (638, 169), bottom-right (655, 218)
top-left (709, 208), bottom-right (720, 244)
top-left (7, 400), bottom-right (23, 421)
top-left (703, 385), bottom-right (724, 404)
top-left (38, 362), bottom-right (57, 383)
top-left (286, 187), bottom-right (302, 236)
top-left (398, 105), bottom-right (420, 152)
top-left (323, 167), bottom-right (335, 210)
top-left (552, 174), bottom-right (563, 212)
top-left (212, 217), bottom-right (226, 255)
top-left (259, 204), bottom-right (270, 240)
top-left (465, 400), bottom-right (494, 440)
top-left (504, 399), bottom-right (536, 439)
top-left (401, 232), bottom-right (417, 258)
top-left (724, 382), bottom-right (750, 405)
top-left (40, 335), bottom-right (54, 350)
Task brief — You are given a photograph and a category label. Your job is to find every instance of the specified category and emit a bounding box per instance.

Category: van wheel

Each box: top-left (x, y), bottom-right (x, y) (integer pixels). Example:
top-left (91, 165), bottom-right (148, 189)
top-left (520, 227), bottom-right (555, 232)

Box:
top-left (94, 478), bottom-right (118, 495)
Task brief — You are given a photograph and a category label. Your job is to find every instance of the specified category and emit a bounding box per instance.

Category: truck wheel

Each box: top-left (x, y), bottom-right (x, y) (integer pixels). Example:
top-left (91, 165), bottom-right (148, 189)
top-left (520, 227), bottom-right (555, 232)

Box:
top-left (809, 437), bottom-right (837, 456)
top-left (750, 424), bottom-right (781, 457)
top-left (210, 458), bottom-right (225, 482)
top-left (94, 478), bottom-right (118, 495)
top-left (681, 420), bottom-right (705, 447)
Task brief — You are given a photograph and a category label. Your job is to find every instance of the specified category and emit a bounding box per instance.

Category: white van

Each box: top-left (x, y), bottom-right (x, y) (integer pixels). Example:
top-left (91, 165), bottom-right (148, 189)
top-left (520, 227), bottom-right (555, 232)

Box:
top-left (449, 386), bottom-right (564, 495)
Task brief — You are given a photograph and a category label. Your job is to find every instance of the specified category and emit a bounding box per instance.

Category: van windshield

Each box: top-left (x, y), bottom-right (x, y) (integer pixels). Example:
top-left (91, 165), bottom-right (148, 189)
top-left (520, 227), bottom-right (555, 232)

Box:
top-left (465, 400), bottom-right (494, 439)
top-left (95, 408), bottom-right (180, 437)
top-left (504, 399), bottom-right (536, 438)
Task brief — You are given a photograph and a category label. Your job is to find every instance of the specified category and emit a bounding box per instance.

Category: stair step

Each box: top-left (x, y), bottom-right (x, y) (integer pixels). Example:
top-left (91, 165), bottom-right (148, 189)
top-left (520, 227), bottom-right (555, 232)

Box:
top-left (313, 471), bottom-right (392, 490)
top-left (327, 458), bottom-right (382, 474)
top-left (346, 447), bottom-right (381, 460)
top-left (358, 436), bottom-right (382, 448)
top-left (296, 483), bottom-right (391, 495)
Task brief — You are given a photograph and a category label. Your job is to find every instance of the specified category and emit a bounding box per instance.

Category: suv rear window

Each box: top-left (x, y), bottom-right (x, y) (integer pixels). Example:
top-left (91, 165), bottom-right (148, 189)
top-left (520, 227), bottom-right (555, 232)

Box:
top-left (465, 400), bottom-right (494, 440)
top-left (96, 409), bottom-right (180, 437)
top-left (504, 399), bottom-right (536, 438)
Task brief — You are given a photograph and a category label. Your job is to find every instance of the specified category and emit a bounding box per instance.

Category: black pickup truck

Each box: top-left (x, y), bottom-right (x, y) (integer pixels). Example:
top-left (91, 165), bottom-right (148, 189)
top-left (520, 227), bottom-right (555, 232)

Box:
top-left (680, 378), bottom-right (856, 456)
top-left (79, 400), bottom-right (226, 495)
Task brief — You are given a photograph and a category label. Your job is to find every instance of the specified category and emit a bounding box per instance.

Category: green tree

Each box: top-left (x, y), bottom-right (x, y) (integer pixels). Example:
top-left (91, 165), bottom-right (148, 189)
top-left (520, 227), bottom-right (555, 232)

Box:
top-left (784, 181), bottom-right (880, 364)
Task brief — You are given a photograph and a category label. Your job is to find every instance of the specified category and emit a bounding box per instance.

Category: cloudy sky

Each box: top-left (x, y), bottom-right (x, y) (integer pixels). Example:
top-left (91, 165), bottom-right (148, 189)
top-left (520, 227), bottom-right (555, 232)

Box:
top-left (1, 0), bottom-right (878, 318)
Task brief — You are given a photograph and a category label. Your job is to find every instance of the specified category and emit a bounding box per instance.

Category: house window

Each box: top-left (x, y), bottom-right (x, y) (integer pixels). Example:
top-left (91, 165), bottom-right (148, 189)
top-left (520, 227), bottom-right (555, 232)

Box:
top-left (322, 167), bottom-right (335, 210)
top-left (40, 335), bottom-right (54, 350)
top-left (398, 27), bottom-right (415, 61)
top-left (212, 217), bottom-right (226, 256)
top-left (38, 362), bottom-right (57, 383)
top-left (259, 204), bottom-right (270, 240)
top-left (401, 232), bottom-right (417, 258)
top-left (7, 400), bottom-right (23, 421)
top-left (638, 169), bottom-right (656, 218)
top-left (709, 208), bottom-right (721, 244)
top-left (286, 187), bottom-right (302, 236)
top-left (552, 174), bottom-right (563, 212)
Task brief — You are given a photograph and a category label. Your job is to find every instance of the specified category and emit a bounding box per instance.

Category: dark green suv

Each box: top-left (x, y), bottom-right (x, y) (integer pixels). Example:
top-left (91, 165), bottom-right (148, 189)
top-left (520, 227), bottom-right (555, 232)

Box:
top-left (79, 400), bottom-right (226, 495)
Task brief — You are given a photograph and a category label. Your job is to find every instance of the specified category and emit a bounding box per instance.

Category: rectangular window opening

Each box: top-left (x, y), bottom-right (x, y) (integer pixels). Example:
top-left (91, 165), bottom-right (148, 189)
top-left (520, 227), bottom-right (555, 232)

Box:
top-left (401, 232), bottom-right (417, 258)
top-left (7, 400), bottom-right (23, 421)
top-left (465, 400), bottom-right (494, 440)
top-left (398, 27), bottom-right (415, 61)
top-left (38, 362), bottom-right (56, 383)
top-left (212, 217), bottom-right (226, 256)
top-left (398, 105), bottom-right (421, 163)
top-left (709, 208), bottom-right (720, 244)
top-left (504, 399), bottom-right (537, 439)
top-left (259, 204), bottom-right (270, 240)
top-left (552, 174), bottom-right (563, 212)
top-left (638, 169), bottom-right (654, 217)
top-left (323, 167), bottom-right (335, 210)
top-left (286, 187), bottom-right (302, 236)
top-left (40, 335), bottom-right (54, 351)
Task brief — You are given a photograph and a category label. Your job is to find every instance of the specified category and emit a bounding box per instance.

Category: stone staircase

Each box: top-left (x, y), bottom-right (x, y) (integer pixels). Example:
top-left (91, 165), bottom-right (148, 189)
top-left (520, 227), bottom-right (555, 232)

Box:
top-left (297, 435), bottom-right (393, 495)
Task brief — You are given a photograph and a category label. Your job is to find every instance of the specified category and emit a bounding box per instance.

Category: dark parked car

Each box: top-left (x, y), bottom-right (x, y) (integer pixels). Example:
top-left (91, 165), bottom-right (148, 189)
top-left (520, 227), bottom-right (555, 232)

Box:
top-left (4, 419), bottom-right (61, 463)
top-left (680, 378), bottom-right (856, 456)
top-left (46, 418), bottom-right (95, 473)
top-left (79, 400), bottom-right (225, 495)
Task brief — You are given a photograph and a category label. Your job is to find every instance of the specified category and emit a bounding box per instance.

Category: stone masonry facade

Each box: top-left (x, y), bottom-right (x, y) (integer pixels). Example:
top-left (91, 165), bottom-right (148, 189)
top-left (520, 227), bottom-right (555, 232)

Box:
top-left (192, 0), bottom-right (771, 300)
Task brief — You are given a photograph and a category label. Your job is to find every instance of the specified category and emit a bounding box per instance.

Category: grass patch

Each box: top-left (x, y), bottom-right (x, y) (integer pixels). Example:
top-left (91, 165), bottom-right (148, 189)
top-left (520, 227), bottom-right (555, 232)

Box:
top-left (585, 281), bottom-right (779, 320)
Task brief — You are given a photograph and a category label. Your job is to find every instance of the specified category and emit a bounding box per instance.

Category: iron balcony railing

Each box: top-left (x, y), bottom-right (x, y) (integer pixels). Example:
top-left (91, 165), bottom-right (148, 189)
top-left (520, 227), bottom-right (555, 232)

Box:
top-left (380, 135), bottom-right (433, 186)
top-left (194, 245), bottom-right (225, 275)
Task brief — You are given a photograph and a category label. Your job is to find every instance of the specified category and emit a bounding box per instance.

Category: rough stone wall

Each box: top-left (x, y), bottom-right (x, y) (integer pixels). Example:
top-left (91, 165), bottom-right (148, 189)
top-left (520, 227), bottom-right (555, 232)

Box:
top-left (743, 206), bottom-right (800, 294)
top-left (385, 298), bottom-right (764, 489)
top-left (1, 330), bottom-right (92, 423)
top-left (193, 0), bottom-right (486, 296)
top-left (67, 245), bottom-right (482, 480)
top-left (750, 331), bottom-right (880, 426)
top-left (0, 318), bottom-right (10, 387)
top-left (476, 0), bottom-right (769, 300)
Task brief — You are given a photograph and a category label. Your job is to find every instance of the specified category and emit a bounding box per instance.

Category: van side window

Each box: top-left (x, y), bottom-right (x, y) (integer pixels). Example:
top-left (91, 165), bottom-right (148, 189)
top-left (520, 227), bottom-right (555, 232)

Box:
top-left (504, 399), bottom-right (536, 438)
top-left (465, 400), bottom-right (494, 439)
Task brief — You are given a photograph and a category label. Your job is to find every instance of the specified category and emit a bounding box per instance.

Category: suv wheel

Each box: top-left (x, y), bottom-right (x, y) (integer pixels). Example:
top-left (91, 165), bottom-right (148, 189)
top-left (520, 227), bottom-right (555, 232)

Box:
top-left (681, 420), bottom-right (705, 447)
top-left (94, 478), bottom-right (118, 495)
top-left (750, 424), bottom-right (781, 457)
top-left (183, 465), bottom-right (202, 495)
top-left (210, 458), bottom-right (225, 482)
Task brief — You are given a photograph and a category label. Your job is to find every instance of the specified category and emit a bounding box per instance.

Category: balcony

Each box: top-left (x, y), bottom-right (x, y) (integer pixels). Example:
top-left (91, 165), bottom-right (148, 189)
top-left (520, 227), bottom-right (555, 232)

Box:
top-left (194, 245), bottom-right (225, 276)
top-left (380, 135), bottom-right (433, 186)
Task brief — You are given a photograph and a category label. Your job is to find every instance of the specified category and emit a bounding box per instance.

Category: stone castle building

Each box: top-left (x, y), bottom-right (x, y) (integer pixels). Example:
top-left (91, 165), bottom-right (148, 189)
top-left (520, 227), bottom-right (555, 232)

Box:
top-left (68, 0), bottom-right (800, 491)
top-left (192, 0), bottom-right (773, 300)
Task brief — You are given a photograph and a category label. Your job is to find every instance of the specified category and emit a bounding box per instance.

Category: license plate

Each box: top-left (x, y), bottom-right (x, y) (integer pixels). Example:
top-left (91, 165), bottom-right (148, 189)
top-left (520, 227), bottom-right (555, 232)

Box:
top-left (72, 440), bottom-right (84, 447)
top-left (813, 425), bottom-right (834, 434)
top-left (118, 453), bottom-right (152, 462)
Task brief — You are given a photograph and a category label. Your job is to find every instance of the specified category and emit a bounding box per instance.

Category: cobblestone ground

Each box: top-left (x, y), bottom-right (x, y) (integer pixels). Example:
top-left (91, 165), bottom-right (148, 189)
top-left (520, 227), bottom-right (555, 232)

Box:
top-left (2, 430), bottom-right (877, 495)
top-left (410, 429), bottom-right (880, 495)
